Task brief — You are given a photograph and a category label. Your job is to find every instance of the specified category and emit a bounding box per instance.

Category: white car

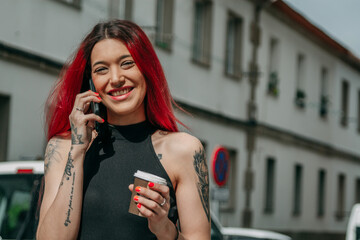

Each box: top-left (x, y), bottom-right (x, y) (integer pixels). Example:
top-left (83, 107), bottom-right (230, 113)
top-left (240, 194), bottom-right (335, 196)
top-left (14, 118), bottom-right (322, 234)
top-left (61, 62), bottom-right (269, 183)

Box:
top-left (222, 227), bottom-right (291, 240)
top-left (346, 204), bottom-right (360, 240)
top-left (0, 160), bottom-right (44, 240)
top-left (211, 212), bottom-right (292, 240)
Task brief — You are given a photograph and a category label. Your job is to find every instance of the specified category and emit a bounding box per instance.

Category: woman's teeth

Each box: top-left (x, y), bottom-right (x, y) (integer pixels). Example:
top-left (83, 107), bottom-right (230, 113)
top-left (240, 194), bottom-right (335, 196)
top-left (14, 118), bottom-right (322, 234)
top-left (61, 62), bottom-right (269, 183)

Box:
top-left (111, 88), bottom-right (131, 96)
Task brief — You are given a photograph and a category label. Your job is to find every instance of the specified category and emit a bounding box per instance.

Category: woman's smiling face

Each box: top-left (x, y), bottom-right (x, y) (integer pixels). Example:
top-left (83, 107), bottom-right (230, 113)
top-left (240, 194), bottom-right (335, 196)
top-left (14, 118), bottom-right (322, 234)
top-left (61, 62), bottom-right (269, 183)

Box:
top-left (90, 38), bottom-right (147, 125)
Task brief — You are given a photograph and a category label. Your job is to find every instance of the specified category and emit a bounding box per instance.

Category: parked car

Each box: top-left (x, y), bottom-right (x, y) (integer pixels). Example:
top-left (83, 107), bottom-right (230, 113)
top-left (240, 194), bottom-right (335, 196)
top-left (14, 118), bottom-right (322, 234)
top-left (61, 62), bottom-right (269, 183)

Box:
top-left (346, 203), bottom-right (360, 240)
top-left (211, 212), bottom-right (292, 240)
top-left (222, 227), bottom-right (291, 240)
top-left (0, 161), bottom-right (43, 240)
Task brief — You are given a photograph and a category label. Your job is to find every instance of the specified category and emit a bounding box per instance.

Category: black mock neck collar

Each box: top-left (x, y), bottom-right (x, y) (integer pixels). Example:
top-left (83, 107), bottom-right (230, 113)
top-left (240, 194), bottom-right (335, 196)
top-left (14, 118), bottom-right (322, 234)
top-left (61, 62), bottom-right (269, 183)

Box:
top-left (108, 121), bottom-right (154, 142)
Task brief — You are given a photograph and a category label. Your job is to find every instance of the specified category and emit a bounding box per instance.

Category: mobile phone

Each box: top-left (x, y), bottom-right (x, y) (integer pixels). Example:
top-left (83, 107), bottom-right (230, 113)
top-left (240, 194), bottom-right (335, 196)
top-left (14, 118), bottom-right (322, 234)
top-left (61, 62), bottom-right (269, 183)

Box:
top-left (89, 78), bottom-right (100, 132)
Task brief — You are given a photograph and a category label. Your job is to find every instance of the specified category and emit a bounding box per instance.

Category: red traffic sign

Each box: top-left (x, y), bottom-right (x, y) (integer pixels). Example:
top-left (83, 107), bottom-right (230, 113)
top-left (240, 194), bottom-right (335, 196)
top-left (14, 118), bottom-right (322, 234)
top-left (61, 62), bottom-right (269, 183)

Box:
top-left (212, 146), bottom-right (229, 187)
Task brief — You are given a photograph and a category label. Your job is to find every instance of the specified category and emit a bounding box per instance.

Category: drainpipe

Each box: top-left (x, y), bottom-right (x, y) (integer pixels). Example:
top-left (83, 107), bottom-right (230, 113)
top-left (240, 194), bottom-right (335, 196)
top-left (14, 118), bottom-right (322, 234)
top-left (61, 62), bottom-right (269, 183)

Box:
top-left (242, 0), bottom-right (272, 228)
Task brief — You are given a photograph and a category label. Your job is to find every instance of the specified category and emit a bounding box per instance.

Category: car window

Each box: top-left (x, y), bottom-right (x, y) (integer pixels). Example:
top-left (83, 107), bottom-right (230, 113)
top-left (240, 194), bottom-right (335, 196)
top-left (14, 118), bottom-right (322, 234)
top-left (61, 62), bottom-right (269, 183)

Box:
top-left (356, 226), bottom-right (360, 240)
top-left (0, 174), bottom-right (42, 240)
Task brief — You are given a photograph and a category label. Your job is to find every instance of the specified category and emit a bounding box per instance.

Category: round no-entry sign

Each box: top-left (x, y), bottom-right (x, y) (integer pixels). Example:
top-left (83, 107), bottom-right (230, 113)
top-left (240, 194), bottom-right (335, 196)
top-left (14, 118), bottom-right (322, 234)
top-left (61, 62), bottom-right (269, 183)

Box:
top-left (212, 146), bottom-right (229, 187)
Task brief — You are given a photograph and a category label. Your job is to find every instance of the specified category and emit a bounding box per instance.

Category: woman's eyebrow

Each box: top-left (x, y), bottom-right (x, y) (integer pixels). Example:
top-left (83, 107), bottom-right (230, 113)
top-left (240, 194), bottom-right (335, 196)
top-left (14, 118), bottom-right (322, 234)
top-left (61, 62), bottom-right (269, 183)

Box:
top-left (117, 54), bottom-right (131, 61)
top-left (92, 54), bottom-right (132, 68)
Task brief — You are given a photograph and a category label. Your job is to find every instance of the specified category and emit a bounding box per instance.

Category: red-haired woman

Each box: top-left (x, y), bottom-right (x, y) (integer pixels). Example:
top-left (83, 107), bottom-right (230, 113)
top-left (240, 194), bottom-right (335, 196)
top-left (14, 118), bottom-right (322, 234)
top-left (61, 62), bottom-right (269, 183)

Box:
top-left (36, 20), bottom-right (210, 239)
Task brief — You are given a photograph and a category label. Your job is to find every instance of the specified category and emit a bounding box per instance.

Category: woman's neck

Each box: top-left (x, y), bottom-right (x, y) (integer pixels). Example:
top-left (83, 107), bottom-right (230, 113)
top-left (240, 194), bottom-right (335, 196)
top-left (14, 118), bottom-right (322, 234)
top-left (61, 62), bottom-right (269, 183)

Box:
top-left (106, 111), bottom-right (146, 126)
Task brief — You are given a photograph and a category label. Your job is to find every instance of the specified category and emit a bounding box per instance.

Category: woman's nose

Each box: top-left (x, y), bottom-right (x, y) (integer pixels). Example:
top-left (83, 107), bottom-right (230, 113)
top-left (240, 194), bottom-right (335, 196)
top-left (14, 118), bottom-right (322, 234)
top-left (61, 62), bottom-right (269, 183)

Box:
top-left (110, 72), bottom-right (125, 88)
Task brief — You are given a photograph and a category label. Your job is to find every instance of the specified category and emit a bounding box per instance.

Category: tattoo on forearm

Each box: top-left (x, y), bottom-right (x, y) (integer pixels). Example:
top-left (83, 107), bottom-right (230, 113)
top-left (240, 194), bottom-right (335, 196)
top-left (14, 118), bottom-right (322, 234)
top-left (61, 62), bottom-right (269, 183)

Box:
top-left (71, 122), bottom-right (84, 145)
top-left (59, 147), bottom-right (76, 227)
top-left (64, 172), bottom-right (76, 227)
top-left (64, 149), bottom-right (75, 180)
top-left (59, 147), bottom-right (75, 188)
top-left (193, 148), bottom-right (210, 222)
top-left (157, 153), bottom-right (162, 160)
top-left (44, 138), bottom-right (60, 175)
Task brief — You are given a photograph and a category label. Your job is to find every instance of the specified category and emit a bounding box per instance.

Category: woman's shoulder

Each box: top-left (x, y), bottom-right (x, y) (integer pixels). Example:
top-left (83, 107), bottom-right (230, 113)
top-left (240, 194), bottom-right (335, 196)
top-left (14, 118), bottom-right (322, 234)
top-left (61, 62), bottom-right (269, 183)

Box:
top-left (47, 132), bottom-right (70, 144)
top-left (45, 132), bottom-right (72, 157)
top-left (152, 130), bottom-right (203, 159)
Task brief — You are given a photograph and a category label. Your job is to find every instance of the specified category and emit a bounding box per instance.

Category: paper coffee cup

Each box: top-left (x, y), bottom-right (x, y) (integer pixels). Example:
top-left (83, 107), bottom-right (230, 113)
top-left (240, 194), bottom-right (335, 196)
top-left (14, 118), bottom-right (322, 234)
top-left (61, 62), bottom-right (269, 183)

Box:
top-left (128, 170), bottom-right (167, 217)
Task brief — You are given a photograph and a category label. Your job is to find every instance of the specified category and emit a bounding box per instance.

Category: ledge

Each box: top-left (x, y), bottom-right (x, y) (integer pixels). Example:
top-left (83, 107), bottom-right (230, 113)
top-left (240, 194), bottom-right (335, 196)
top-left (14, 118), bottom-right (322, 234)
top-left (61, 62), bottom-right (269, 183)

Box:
top-left (0, 41), bottom-right (63, 74)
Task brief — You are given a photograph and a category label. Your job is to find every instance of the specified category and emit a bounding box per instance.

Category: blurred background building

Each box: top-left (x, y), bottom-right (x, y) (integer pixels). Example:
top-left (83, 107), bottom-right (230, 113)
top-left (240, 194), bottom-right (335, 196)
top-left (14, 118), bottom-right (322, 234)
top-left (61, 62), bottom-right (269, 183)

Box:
top-left (0, 0), bottom-right (359, 239)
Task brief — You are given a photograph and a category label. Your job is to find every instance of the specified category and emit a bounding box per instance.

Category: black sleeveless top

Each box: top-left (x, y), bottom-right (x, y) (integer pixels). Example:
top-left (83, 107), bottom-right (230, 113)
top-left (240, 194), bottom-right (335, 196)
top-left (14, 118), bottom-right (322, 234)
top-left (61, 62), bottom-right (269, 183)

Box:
top-left (77, 121), bottom-right (178, 240)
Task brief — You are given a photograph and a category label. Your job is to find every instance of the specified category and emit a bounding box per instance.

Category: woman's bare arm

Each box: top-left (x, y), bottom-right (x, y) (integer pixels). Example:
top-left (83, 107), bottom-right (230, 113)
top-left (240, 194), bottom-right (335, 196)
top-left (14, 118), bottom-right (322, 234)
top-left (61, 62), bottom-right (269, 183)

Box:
top-left (176, 136), bottom-right (210, 239)
top-left (37, 90), bottom-right (103, 240)
top-left (36, 136), bottom-right (86, 240)
top-left (152, 132), bottom-right (211, 239)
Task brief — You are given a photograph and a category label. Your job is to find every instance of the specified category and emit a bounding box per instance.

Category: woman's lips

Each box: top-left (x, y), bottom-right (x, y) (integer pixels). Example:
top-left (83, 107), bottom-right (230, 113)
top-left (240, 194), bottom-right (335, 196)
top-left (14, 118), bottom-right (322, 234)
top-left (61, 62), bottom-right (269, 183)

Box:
top-left (108, 87), bottom-right (133, 101)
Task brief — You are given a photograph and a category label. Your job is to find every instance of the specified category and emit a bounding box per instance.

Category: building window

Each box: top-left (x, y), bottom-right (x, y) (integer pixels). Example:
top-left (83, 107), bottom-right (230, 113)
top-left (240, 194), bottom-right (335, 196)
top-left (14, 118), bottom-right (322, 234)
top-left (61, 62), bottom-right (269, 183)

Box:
top-left (317, 169), bottom-right (326, 217)
top-left (220, 149), bottom-right (237, 211)
top-left (108, 0), bottom-right (132, 20)
top-left (267, 38), bottom-right (280, 97)
top-left (192, 0), bottom-right (213, 67)
top-left (319, 67), bottom-right (329, 118)
top-left (336, 174), bottom-right (346, 220)
top-left (156, 0), bottom-right (174, 50)
top-left (357, 90), bottom-right (360, 132)
top-left (54, 0), bottom-right (81, 8)
top-left (355, 178), bottom-right (360, 203)
top-left (340, 80), bottom-right (349, 127)
top-left (292, 164), bottom-right (303, 216)
top-left (224, 12), bottom-right (243, 79)
top-left (0, 95), bottom-right (10, 161)
top-left (295, 54), bottom-right (306, 108)
top-left (264, 158), bottom-right (276, 214)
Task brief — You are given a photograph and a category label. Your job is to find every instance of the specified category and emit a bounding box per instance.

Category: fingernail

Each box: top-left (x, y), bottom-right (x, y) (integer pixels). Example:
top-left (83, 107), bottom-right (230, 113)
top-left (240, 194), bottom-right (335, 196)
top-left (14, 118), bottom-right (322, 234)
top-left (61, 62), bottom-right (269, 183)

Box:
top-left (137, 203), bottom-right (141, 208)
top-left (101, 118), bottom-right (105, 123)
top-left (135, 186), bottom-right (141, 192)
top-left (95, 92), bottom-right (99, 95)
top-left (134, 196), bottom-right (139, 201)
top-left (97, 96), bottom-right (101, 100)
top-left (148, 182), bottom-right (154, 188)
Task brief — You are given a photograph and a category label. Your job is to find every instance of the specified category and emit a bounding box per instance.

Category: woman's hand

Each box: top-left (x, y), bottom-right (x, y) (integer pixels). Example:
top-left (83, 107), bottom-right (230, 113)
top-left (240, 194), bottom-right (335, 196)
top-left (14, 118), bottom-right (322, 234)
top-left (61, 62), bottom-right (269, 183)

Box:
top-left (69, 90), bottom-right (104, 151)
top-left (128, 183), bottom-right (178, 239)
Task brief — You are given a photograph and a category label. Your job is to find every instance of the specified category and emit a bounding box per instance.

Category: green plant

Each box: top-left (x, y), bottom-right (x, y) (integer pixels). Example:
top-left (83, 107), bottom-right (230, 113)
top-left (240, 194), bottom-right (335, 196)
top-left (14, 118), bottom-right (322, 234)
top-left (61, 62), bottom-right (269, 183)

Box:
top-left (268, 72), bottom-right (279, 97)
top-left (320, 95), bottom-right (328, 117)
top-left (295, 89), bottom-right (306, 108)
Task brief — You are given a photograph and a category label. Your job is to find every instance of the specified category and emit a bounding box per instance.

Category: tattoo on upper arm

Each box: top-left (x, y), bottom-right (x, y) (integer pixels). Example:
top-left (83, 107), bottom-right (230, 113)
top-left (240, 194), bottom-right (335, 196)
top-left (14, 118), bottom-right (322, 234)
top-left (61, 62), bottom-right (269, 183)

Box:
top-left (71, 122), bottom-right (84, 145)
top-left (193, 147), bottom-right (210, 222)
top-left (157, 153), bottom-right (162, 160)
top-left (44, 138), bottom-right (61, 175)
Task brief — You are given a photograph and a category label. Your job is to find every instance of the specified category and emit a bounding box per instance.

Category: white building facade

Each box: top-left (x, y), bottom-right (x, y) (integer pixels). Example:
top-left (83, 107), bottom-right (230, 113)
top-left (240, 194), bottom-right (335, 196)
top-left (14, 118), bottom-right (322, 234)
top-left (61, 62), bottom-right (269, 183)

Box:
top-left (0, 0), bottom-right (359, 239)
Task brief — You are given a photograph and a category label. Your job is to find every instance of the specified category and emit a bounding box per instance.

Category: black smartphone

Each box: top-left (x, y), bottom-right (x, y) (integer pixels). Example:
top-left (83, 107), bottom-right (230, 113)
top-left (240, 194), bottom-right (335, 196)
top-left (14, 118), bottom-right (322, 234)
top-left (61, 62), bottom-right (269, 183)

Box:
top-left (89, 78), bottom-right (100, 132)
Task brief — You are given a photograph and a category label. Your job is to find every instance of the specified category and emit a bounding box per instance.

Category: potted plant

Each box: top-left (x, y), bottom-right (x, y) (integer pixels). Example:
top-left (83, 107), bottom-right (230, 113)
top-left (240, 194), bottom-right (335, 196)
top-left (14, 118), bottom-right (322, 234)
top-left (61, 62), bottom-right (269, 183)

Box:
top-left (268, 72), bottom-right (279, 97)
top-left (295, 89), bottom-right (306, 108)
top-left (320, 95), bottom-right (328, 117)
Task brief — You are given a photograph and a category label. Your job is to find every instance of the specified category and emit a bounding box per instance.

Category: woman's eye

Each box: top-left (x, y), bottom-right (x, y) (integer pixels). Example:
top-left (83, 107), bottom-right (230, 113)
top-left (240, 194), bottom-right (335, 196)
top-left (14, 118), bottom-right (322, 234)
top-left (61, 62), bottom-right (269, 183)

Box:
top-left (121, 61), bottom-right (135, 68)
top-left (94, 67), bottom-right (107, 73)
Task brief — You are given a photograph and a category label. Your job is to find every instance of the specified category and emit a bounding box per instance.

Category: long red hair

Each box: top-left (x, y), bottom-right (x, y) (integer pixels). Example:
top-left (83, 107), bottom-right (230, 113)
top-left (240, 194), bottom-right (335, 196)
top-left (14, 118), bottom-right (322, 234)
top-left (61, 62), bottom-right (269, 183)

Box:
top-left (45, 20), bottom-right (184, 140)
